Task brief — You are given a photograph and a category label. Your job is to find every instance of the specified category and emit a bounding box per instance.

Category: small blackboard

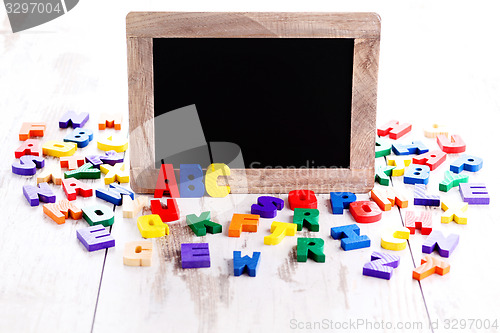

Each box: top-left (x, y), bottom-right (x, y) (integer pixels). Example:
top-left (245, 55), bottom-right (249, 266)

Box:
top-left (153, 37), bottom-right (353, 170)
top-left (127, 12), bottom-right (381, 194)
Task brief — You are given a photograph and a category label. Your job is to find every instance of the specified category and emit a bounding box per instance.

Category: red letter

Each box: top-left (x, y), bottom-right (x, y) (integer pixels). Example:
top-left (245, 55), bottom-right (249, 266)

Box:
top-left (154, 164), bottom-right (180, 198)
top-left (150, 199), bottom-right (180, 222)
top-left (349, 201), bottom-right (382, 223)
top-left (437, 134), bottom-right (466, 154)
top-left (288, 190), bottom-right (317, 210)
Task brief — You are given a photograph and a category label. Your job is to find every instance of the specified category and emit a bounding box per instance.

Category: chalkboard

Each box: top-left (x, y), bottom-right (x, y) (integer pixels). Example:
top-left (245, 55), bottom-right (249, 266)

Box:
top-left (153, 38), bottom-right (353, 170)
top-left (127, 12), bottom-right (381, 194)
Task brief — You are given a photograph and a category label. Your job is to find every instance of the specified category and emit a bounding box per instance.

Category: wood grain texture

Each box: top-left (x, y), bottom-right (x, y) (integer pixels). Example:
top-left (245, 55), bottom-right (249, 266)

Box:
top-left (128, 37), bottom-right (155, 194)
top-left (126, 12), bottom-right (381, 39)
top-left (126, 12), bottom-right (380, 194)
top-left (93, 193), bottom-right (431, 333)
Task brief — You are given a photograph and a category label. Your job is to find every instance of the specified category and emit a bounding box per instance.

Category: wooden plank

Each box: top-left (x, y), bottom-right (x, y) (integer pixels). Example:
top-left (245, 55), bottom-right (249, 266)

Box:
top-left (126, 12), bottom-right (382, 39)
top-left (126, 12), bottom-right (380, 194)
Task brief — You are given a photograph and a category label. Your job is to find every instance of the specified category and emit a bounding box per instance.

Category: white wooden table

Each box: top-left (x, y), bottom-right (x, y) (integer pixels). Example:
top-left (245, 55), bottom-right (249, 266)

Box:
top-left (1, 1), bottom-right (499, 332)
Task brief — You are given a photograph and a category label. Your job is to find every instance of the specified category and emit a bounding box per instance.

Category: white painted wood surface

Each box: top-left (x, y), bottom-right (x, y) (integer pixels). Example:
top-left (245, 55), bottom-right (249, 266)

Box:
top-left (1, 1), bottom-right (500, 332)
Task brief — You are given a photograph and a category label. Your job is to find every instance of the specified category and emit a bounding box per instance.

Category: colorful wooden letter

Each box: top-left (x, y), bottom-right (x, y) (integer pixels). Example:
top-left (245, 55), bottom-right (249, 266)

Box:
top-left (381, 227), bottom-right (410, 251)
top-left (99, 150), bottom-right (124, 165)
top-left (97, 135), bottom-right (128, 152)
top-left (186, 211), bottom-right (222, 236)
top-left (205, 163), bottom-right (230, 197)
top-left (251, 196), bottom-right (285, 218)
top-left (19, 122), bottom-right (46, 141)
top-left (387, 157), bottom-right (411, 176)
top-left (424, 124), bottom-right (448, 138)
top-left (77, 225), bottom-right (115, 252)
top-left (437, 134), bottom-right (466, 153)
top-left (43, 199), bottom-right (82, 224)
top-left (441, 201), bottom-right (468, 224)
top-left (297, 238), bottom-right (325, 263)
top-left (405, 211), bottom-right (432, 235)
top-left (228, 214), bottom-right (259, 237)
top-left (370, 187), bottom-right (408, 211)
top-left (123, 196), bottom-right (148, 218)
top-left (98, 113), bottom-right (122, 130)
top-left (62, 178), bottom-right (93, 200)
top-left (23, 182), bottom-right (56, 206)
top-left (331, 224), bottom-right (370, 251)
top-left (60, 155), bottom-right (85, 171)
top-left (59, 111), bottom-right (89, 128)
top-left (293, 208), bottom-right (319, 231)
top-left (289, 189), bottom-right (317, 210)
top-left (377, 120), bottom-right (411, 139)
top-left (459, 183), bottom-right (490, 205)
top-left (154, 164), bottom-right (180, 198)
top-left (375, 165), bottom-right (395, 186)
top-left (349, 201), bottom-right (382, 223)
top-left (413, 255), bottom-right (450, 281)
top-left (37, 164), bottom-right (63, 185)
top-left (330, 192), bottom-right (356, 214)
top-left (403, 164), bottom-right (430, 185)
top-left (123, 241), bottom-right (153, 266)
top-left (42, 141), bottom-right (77, 157)
top-left (137, 214), bottom-right (169, 238)
top-left (15, 139), bottom-right (41, 158)
top-left (82, 204), bottom-right (114, 227)
top-left (100, 163), bottom-right (129, 185)
top-left (150, 199), bottom-right (180, 222)
top-left (96, 183), bottom-right (135, 206)
top-left (64, 162), bottom-right (100, 180)
top-left (412, 150), bottom-right (447, 171)
top-left (12, 155), bottom-right (44, 176)
top-left (233, 251), bottom-right (261, 277)
top-left (363, 252), bottom-right (400, 280)
top-left (375, 138), bottom-right (392, 158)
top-left (392, 141), bottom-right (428, 155)
top-left (181, 243), bottom-right (210, 268)
top-left (414, 184), bottom-right (440, 206)
top-left (64, 128), bottom-right (93, 148)
top-left (86, 150), bottom-right (123, 167)
top-left (439, 170), bottom-right (469, 192)
top-left (264, 222), bottom-right (297, 245)
top-left (450, 155), bottom-right (483, 173)
top-left (179, 164), bottom-right (204, 197)
top-left (422, 230), bottom-right (459, 258)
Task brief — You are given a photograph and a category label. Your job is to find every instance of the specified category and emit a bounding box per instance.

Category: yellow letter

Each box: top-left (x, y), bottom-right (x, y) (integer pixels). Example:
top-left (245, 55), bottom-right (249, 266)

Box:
top-left (97, 135), bottom-right (128, 152)
top-left (137, 214), bottom-right (169, 238)
top-left (205, 163), bottom-right (230, 197)
top-left (42, 141), bottom-right (77, 157)
top-left (264, 221), bottom-right (297, 245)
top-left (100, 163), bottom-right (129, 185)
top-left (381, 227), bottom-right (410, 251)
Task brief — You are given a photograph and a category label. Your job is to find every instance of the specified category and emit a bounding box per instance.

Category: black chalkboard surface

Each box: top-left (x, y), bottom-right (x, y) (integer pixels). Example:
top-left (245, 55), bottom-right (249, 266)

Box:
top-left (153, 38), bottom-right (354, 170)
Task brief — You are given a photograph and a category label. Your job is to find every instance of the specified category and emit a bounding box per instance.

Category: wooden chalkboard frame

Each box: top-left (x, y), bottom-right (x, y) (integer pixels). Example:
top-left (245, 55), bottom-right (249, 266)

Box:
top-left (127, 12), bottom-right (381, 194)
